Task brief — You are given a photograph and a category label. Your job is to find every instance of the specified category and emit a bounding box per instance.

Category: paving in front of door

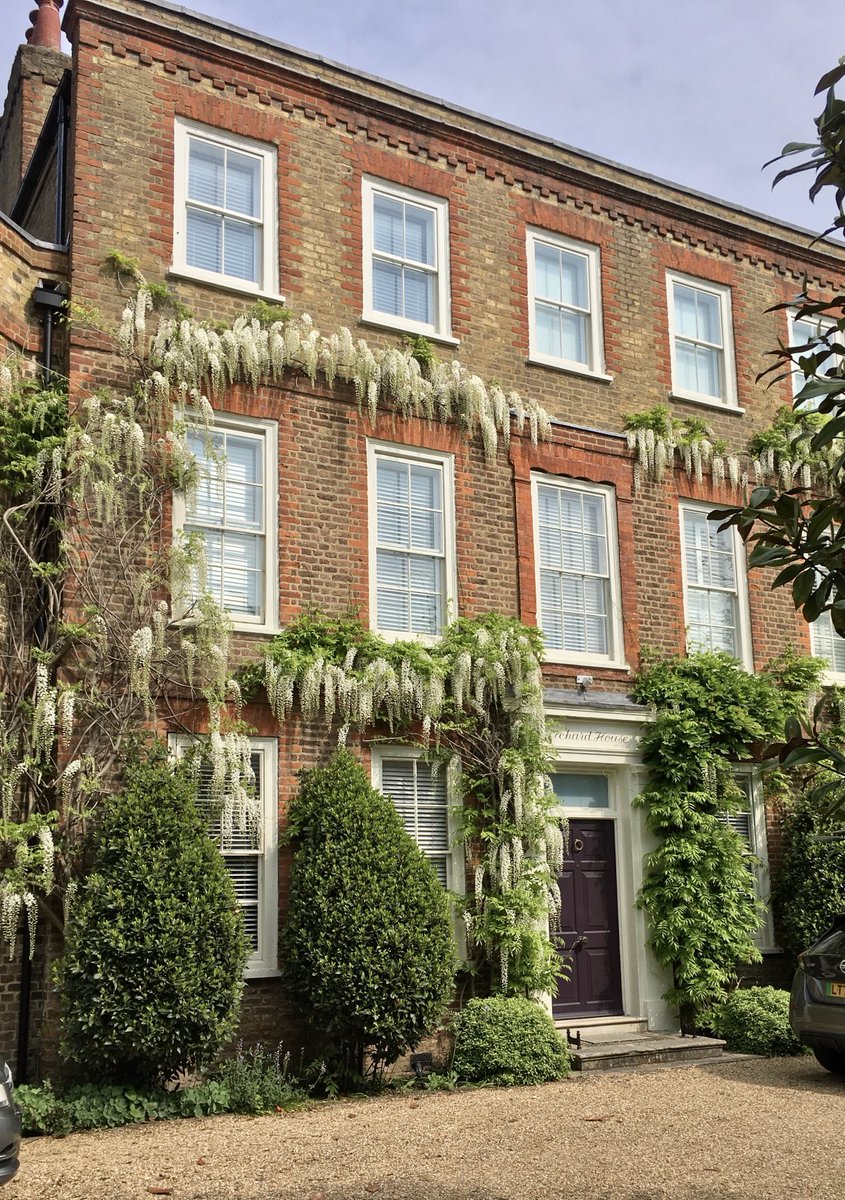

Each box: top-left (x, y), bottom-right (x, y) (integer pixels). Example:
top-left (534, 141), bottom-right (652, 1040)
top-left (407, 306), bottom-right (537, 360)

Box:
top-left (566, 1028), bottom-right (730, 1072)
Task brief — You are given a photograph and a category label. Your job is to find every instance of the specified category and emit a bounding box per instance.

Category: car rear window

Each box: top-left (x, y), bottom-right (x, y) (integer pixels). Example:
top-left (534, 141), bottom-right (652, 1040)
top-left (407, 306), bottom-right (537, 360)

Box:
top-left (811, 928), bottom-right (845, 956)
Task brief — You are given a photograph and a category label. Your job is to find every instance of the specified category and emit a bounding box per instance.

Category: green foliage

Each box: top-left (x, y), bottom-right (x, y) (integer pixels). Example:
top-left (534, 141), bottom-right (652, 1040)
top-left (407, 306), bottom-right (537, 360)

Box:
top-left (243, 611), bottom-right (564, 998)
top-left (104, 249), bottom-right (142, 279)
top-left (452, 997), bottom-right (570, 1086)
top-left (773, 788), bottom-right (845, 957)
top-left (0, 378), bottom-right (67, 498)
top-left (632, 652), bottom-right (818, 1029)
top-left (213, 1042), bottom-right (309, 1113)
top-left (15, 1079), bottom-right (232, 1136)
top-left (57, 740), bottom-right (248, 1085)
top-left (708, 986), bottom-right (806, 1056)
top-left (282, 749), bottom-right (455, 1088)
top-left (403, 333), bottom-right (437, 375)
top-left (249, 299), bottom-right (293, 326)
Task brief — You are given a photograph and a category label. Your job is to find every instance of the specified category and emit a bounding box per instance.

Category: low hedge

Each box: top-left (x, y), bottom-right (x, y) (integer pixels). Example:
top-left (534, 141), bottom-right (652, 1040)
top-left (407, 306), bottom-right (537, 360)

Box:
top-left (452, 997), bottom-right (570, 1086)
top-left (708, 986), bottom-right (805, 1057)
top-left (15, 1081), bottom-right (232, 1136)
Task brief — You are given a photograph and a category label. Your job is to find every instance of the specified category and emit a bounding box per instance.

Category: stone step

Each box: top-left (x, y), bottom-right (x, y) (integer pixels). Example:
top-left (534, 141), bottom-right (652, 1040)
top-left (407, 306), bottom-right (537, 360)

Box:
top-left (557, 1016), bottom-right (648, 1040)
top-left (571, 1032), bottom-right (727, 1072)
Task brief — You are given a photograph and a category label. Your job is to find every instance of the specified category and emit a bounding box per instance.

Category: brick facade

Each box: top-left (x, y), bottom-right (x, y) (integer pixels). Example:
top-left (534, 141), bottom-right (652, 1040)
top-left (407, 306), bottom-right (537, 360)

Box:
top-left (0, 0), bottom-right (843, 1076)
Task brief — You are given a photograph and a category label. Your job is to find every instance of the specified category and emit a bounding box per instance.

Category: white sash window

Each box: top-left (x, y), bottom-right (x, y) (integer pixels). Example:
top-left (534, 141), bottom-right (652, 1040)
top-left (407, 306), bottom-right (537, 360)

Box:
top-left (680, 503), bottom-right (751, 666)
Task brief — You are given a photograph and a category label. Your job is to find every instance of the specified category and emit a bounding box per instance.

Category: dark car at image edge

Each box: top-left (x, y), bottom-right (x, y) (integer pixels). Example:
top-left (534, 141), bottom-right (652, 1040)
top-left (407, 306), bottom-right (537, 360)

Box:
top-left (0, 1058), bottom-right (20, 1186)
top-left (790, 913), bottom-right (845, 1074)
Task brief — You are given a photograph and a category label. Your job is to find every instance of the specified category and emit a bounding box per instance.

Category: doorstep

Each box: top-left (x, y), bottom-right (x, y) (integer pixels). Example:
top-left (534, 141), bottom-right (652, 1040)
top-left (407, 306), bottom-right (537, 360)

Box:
top-left (565, 1029), bottom-right (727, 1072)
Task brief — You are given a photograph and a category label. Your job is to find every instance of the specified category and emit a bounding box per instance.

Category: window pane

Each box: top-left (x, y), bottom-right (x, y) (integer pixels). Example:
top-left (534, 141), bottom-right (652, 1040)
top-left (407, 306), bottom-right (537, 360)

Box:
top-left (188, 139), bottom-right (225, 206)
top-left (223, 218), bottom-right (259, 283)
top-left (225, 149), bottom-right (261, 218)
top-left (695, 345), bottom-right (722, 398)
top-left (404, 204), bottom-right (435, 266)
top-left (560, 250), bottom-right (588, 309)
top-left (696, 290), bottom-right (722, 346)
top-left (551, 773), bottom-right (609, 808)
top-left (403, 267), bottom-right (433, 325)
top-left (535, 242), bottom-right (562, 302)
top-left (411, 592), bottom-right (440, 635)
top-left (373, 193), bottom-right (404, 256)
top-left (560, 310), bottom-right (588, 365)
top-left (535, 302), bottom-right (563, 359)
top-left (410, 464), bottom-right (440, 510)
top-left (675, 339), bottom-right (699, 394)
top-left (674, 284), bottom-right (699, 338)
top-left (411, 507), bottom-right (442, 551)
top-left (376, 548), bottom-right (408, 589)
top-left (378, 502), bottom-right (410, 547)
top-left (186, 208), bottom-right (222, 274)
top-left (372, 258), bottom-right (402, 316)
top-left (377, 459), bottom-right (408, 505)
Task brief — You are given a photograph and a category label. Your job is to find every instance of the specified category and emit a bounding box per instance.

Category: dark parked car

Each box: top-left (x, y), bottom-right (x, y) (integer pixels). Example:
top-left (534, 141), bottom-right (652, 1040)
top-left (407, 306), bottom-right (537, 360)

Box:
top-left (790, 914), bottom-right (845, 1074)
top-left (0, 1059), bottom-right (20, 1186)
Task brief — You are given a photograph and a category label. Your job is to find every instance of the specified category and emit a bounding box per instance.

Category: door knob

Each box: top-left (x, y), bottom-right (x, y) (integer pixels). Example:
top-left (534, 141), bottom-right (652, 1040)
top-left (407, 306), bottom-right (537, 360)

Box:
top-left (573, 935), bottom-right (589, 952)
top-left (573, 837), bottom-right (584, 852)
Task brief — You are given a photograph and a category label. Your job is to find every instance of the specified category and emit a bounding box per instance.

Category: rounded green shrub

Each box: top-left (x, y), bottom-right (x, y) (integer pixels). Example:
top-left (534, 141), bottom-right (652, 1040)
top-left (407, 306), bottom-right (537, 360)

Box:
top-left (708, 986), bottom-right (805, 1056)
top-left (281, 749), bottom-right (455, 1087)
top-left (57, 740), bottom-right (248, 1085)
top-left (773, 789), bottom-right (845, 959)
top-left (452, 997), bottom-right (570, 1086)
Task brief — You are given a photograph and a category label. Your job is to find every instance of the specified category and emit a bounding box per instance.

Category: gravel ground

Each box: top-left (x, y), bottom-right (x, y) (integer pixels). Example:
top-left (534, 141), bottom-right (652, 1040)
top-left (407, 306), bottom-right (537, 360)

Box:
top-left (6, 1056), bottom-right (843, 1200)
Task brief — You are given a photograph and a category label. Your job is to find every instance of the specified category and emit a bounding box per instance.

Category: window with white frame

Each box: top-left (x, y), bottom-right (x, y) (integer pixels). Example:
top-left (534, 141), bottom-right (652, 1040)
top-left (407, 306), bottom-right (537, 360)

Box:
top-left (722, 771), bottom-right (776, 950)
top-left (173, 119), bottom-right (278, 294)
top-left (788, 310), bottom-right (841, 406)
top-left (362, 177), bottom-right (451, 338)
top-left (174, 414), bottom-right (277, 632)
top-left (527, 228), bottom-right (604, 373)
top-left (680, 503), bottom-right (750, 664)
top-left (532, 476), bottom-right (624, 666)
top-left (810, 610), bottom-right (845, 678)
top-left (373, 750), bottom-right (459, 890)
top-left (368, 442), bottom-right (456, 639)
top-left (171, 736), bottom-right (279, 977)
top-left (667, 272), bottom-right (737, 407)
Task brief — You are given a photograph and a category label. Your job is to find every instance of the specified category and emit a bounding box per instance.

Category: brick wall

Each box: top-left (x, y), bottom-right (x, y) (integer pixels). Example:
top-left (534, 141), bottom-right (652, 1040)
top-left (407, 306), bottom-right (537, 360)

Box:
top-left (0, 44), bottom-right (69, 216)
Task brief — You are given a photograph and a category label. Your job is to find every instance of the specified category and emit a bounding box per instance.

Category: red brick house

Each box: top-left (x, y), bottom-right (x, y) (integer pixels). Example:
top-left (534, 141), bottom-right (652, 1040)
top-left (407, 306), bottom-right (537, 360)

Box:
top-left (1, 0), bottom-right (843, 1080)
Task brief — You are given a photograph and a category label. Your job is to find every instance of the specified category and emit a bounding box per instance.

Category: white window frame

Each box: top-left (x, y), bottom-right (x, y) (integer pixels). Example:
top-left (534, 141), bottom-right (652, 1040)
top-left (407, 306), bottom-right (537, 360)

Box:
top-left (730, 767), bottom-right (777, 952)
top-left (172, 118), bottom-right (281, 299)
top-left (361, 176), bottom-right (452, 341)
top-left (172, 411), bottom-right (279, 635)
top-left (171, 735), bottom-right (279, 979)
top-left (679, 500), bottom-right (752, 669)
top-left (788, 308), bottom-right (840, 407)
top-left (666, 270), bottom-right (739, 410)
top-left (526, 227), bottom-right (607, 377)
top-left (810, 610), bottom-right (845, 684)
top-left (530, 474), bottom-right (626, 668)
top-left (367, 440), bottom-right (457, 643)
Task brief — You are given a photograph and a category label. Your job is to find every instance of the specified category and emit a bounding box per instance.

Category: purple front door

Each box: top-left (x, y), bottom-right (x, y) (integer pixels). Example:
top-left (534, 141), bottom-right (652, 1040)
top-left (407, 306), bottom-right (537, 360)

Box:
top-left (553, 818), bottom-right (623, 1019)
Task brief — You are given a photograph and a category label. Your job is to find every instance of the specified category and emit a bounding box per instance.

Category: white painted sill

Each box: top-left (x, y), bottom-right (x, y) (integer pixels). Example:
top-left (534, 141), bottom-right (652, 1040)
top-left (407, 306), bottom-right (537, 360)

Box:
top-left (167, 265), bottom-right (286, 306)
top-left (542, 651), bottom-right (631, 672)
top-left (245, 966), bottom-right (282, 981)
top-left (359, 314), bottom-right (460, 348)
top-left (669, 391), bottom-right (745, 415)
top-left (526, 355), bottom-right (613, 384)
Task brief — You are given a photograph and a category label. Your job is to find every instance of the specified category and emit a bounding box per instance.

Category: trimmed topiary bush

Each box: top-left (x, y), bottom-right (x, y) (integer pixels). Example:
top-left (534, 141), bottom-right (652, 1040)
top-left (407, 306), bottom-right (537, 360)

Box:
top-left (452, 997), bottom-right (570, 1086)
top-left (708, 986), bottom-right (805, 1057)
top-left (281, 749), bottom-right (455, 1088)
top-left (57, 740), bottom-right (249, 1085)
top-left (773, 789), bottom-right (845, 960)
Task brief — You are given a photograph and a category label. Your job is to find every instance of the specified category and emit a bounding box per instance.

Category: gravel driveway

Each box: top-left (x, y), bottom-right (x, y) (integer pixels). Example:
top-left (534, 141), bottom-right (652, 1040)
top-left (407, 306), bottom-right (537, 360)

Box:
top-left (6, 1056), bottom-right (841, 1200)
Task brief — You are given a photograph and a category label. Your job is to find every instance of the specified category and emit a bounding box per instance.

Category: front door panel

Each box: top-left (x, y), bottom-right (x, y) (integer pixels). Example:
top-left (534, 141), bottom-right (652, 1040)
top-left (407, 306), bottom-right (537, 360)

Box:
top-left (553, 817), bottom-right (623, 1019)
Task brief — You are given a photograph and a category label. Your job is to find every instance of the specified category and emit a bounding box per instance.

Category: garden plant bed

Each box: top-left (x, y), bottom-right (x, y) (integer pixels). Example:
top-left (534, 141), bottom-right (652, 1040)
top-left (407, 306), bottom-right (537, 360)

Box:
top-left (7, 1056), bottom-right (843, 1199)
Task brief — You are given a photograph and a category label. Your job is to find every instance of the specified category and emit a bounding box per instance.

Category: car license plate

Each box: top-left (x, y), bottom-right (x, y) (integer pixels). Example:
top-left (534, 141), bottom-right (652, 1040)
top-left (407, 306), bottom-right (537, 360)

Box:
top-left (827, 981), bottom-right (845, 998)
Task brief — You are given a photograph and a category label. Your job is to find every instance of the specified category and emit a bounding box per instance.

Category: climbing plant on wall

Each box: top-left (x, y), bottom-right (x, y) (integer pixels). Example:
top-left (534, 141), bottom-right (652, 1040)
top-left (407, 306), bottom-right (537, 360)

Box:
top-left (632, 648), bottom-right (822, 1030)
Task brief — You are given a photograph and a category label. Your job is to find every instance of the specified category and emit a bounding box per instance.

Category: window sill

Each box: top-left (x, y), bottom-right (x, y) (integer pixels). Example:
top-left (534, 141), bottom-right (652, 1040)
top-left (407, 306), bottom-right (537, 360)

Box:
top-left (167, 266), bottom-right (286, 306)
top-left (359, 314), bottom-right (460, 348)
top-left (526, 356), bottom-right (613, 384)
top-left (669, 391), bottom-right (744, 415)
top-left (542, 653), bottom-right (630, 672)
top-left (245, 966), bottom-right (282, 981)
top-left (171, 613), bottom-right (280, 638)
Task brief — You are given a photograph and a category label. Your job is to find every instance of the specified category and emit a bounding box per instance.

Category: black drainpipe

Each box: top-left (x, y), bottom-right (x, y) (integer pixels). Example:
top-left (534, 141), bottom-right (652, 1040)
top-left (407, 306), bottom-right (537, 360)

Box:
top-left (53, 86), bottom-right (68, 246)
top-left (31, 282), bottom-right (66, 384)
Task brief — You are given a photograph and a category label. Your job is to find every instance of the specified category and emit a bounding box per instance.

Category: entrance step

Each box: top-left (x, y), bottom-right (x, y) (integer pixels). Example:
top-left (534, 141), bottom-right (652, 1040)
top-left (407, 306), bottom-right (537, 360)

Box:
top-left (556, 1016), bottom-right (648, 1040)
top-left (569, 1031), bottom-right (727, 1072)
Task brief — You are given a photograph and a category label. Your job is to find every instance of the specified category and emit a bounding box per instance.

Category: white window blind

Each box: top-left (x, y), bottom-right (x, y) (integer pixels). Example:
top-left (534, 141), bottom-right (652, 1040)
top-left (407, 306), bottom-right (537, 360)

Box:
top-left (372, 192), bottom-right (436, 326)
top-left (196, 752), bottom-right (263, 954)
top-left (682, 507), bottom-right (740, 656)
top-left (672, 279), bottom-right (725, 399)
top-left (186, 135), bottom-right (263, 284)
top-left (533, 240), bottom-right (591, 366)
top-left (185, 426), bottom-right (266, 621)
top-left (537, 483), bottom-right (611, 655)
top-left (380, 757), bottom-right (450, 886)
top-left (811, 610), bottom-right (845, 675)
top-left (375, 455), bottom-right (445, 636)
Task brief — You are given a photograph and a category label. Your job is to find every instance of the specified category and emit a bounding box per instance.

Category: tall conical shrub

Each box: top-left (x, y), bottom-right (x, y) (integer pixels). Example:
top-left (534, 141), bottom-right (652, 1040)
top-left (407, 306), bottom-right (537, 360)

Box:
top-left (58, 740), bottom-right (248, 1085)
top-left (282, 749), bottom-right (455, 1087)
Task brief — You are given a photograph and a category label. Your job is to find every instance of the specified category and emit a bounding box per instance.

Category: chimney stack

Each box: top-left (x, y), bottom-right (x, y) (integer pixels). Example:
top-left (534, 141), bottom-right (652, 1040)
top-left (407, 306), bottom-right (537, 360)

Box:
top-left (26, 0), bottom-right (63, 51)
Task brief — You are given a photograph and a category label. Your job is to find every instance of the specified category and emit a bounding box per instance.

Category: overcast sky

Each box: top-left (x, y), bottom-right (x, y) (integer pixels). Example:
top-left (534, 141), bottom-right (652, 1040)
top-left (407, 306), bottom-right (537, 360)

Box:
top-left (0, 1), bottom-right (842, 237)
